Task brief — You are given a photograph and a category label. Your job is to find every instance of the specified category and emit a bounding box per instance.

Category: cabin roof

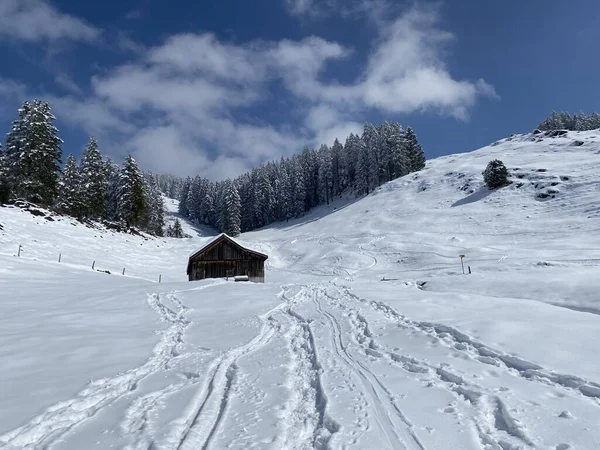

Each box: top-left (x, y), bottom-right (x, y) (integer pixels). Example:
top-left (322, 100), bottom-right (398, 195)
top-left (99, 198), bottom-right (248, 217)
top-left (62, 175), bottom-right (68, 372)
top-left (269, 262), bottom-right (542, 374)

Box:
top-left (187, 233), bottom-right (268, 274)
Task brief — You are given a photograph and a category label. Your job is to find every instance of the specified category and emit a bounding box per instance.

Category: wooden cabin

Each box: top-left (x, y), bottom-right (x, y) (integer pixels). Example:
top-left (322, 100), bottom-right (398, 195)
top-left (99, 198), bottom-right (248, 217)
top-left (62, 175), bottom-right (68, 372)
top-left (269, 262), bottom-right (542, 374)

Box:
top-left (187, 234), bottom-right (268, 283)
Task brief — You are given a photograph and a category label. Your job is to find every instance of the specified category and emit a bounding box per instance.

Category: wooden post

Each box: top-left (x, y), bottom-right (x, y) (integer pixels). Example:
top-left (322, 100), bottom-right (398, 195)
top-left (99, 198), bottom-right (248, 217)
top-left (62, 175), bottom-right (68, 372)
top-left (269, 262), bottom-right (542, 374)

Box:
top-left (58, 253), bottom-right (61, 263)
top-left (159, 274), bottom-right (162, 283)
top-left (468, 266), bottom-right (471, 274)
top-left (17, 245), bottom-right (21, 257)
top-left (92, 261), bottom-right (95, 270)
top-left (122, 268), bottom-right (126, 275)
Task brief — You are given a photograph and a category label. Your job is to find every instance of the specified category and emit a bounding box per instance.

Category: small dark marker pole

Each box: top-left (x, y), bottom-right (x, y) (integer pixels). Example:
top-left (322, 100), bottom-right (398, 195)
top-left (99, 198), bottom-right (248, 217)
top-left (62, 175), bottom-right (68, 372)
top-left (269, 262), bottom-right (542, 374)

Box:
top-left (58, 253), bottom-right (61, 263)
top-left (122, 268), bottom-right (126, 275)
top-left (92, 261), bottom-right (95, 270)
top-left (159, 274), bottom-right (162, 283)
top-left (17, 245), bottom-right (21, 257)
top-left (468, 266), bottom-right (472, 274)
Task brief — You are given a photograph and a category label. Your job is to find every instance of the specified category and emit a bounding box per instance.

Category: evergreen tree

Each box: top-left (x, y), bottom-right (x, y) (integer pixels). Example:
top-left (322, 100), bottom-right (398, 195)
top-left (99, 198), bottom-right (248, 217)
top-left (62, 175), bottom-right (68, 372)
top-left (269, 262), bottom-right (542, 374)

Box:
top-left (483, 159), bottom-right (509, 189)
top-left (317, 144), bottom-right (333, 204)
top-left (221, 180), bottom-right (241, 236)
top-left (331, 138), bottom-right (343, 196)
top-left (172, 219), bottom-right (184, 238)
top-left (80, 137), bottom-right (107, 218)
top-left (355, 138), bottom-right (371, 195)
top-left (178, 177), bottom-right (191, 217)
top-left (117, 156), bottom-right (146, 227)
top-left (57, 154), bottom-right (85, 217)
top-left (404, 127), bottom-right (426, 172)
top-left (6, 99), bottom-right (62, 204)
top-left (142, 174), bottom-right (165, 235)
top-left (0, 143), bottom-right (10, 204)
top-left (104, 159), bottom-right (121, 221)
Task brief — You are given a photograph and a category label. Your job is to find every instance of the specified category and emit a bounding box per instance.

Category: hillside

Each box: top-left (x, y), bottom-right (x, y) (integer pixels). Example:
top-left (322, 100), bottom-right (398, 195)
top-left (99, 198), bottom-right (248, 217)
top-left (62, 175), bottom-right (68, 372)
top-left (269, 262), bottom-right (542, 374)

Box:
top-left (1, 130), bottom-right (600, 450)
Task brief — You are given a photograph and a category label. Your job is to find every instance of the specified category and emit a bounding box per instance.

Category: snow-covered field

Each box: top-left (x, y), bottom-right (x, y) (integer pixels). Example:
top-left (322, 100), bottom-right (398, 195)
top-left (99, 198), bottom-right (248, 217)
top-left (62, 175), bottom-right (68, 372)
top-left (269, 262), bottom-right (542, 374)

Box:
top-left (2, 130), bottom-right (600, 450)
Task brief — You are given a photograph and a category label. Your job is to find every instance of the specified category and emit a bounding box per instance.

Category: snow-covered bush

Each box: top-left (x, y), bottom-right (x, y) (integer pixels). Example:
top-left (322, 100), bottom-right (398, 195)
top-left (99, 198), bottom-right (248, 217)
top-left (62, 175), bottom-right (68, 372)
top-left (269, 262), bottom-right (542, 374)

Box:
top-left (483, 159), bottom-right (509, 189)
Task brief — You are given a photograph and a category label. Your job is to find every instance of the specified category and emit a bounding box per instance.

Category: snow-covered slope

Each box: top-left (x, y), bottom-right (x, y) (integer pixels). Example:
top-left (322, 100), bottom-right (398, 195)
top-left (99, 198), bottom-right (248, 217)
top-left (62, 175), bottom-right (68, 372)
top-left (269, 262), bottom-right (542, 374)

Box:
top-left (2, 130), bottom-right (600, 450)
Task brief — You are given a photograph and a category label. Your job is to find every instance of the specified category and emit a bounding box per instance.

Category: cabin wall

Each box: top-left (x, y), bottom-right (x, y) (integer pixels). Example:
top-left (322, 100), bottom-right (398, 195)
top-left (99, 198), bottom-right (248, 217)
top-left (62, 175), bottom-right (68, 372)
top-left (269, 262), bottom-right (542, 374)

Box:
top-left (189, 240), bottom-right (266, 282)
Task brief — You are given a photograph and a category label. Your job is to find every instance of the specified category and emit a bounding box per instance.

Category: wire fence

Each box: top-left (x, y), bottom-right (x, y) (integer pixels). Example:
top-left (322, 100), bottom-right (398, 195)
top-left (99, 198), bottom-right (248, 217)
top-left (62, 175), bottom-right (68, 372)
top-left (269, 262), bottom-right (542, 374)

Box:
top-left (3, 243), bottom-right (167, 284)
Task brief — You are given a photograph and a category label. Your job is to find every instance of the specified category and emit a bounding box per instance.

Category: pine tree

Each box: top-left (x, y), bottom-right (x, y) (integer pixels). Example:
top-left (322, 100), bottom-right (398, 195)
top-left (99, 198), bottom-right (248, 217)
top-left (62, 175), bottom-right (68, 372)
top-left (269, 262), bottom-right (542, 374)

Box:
top-left (80, 137), bottom-right (107, 218)
top-left (404, 127), bottom-right (426, 172)
top-left (221, 180), bottom-right (241, 236)
top-left (172, 219), bottom-right (184, 238)
top-left (331, 138), bottom-right (343, 196)
top-left (178, 177), bottom-right (191, 217)
top-left (142, 174), bottom-right (165, 235)
top-left (117, 156), bottom-right (146, 228)
top-left (0, 143), bottom-right (10, 204)
top-left (483, 159), bottom-right (509, 189)
top-left (6, 99), bottom-right (63, 204)
top-left (4, 101), bottom-right (31, 198)
top-left (362, 123), bottom-right (380, 191)
top-left (355, 138), bottom-right (370, 195)
top-left (104, 159), bottom-right (121, 221)
top-left (317, 144), bottom-right (333, 204)
top-left (57, 155), bottom-right (85, 217)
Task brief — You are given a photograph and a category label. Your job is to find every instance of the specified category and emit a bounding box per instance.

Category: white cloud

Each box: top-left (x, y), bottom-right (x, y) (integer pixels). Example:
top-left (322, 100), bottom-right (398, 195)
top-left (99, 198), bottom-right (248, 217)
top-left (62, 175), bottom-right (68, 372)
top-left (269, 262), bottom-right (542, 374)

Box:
top-left (24, 4), bottom-right (494, 179)
top-left (360, 6), bottom-right (497, 119)
top-left (0, 0), bottom-right (100, 43)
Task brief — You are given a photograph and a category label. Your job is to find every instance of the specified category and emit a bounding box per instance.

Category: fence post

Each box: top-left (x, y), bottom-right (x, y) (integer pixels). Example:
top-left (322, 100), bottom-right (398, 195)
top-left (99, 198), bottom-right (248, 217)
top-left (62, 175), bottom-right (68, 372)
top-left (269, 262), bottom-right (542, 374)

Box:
top-left (92, 261), bottom-right (95, 270)
top-left (58, 253), bottom-right (61, 263)
top-left (18, 245), bottom-right (21, 257)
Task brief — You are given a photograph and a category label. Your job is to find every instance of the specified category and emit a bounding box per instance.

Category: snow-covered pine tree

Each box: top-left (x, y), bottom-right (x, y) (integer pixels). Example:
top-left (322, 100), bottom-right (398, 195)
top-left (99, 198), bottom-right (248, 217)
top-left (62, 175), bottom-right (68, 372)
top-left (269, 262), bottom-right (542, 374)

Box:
top-left (362, 123), bottom-right (380, 192)
top-left (404, 127), bottom-right (426, 172)
top-left (172, 219), bottom-right (184, 238)
top-left (483, 159), bottom-right (509, 189)
top-left (331, 138), bottom-right (343, 196)
top-left (355, 137), bottom-right (371, 196)
top-left (343, 133), bottom-right (359, 188)
top-left (178, 177), bottom-right (191, 217)
top-left (221, 180), bottom-right (241, 236)
top-left (117, 156), bottom-right (146, 228)
top-left (388, 122), bottom-right (408, 179)
top-left (378, 122), bottom-right (393, 182)
top-left (317, 144), bottom-right (333, 205)
top-left (142, 174), bottom-right (165, 235)
top-left (6, 99), bottom-right (63, 204)
top-left (0, 143), bottom-right (10, 204)
top-left (104, 159), bottom-right (121, 222)
top-left (3, 101), bottom-right (31, 199)
top-left (57, 155), bottom-right (85, 217)
top-left (254, 167), bottom-right (274, 228)
top-left (79, 137), bottom-right (107, 218)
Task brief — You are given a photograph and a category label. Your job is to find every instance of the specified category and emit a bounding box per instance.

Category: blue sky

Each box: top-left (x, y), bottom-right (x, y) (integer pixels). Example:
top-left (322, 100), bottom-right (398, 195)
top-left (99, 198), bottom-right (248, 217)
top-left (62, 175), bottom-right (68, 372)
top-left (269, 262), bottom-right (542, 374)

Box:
top-left (1, 0), bottom-right (599, 179)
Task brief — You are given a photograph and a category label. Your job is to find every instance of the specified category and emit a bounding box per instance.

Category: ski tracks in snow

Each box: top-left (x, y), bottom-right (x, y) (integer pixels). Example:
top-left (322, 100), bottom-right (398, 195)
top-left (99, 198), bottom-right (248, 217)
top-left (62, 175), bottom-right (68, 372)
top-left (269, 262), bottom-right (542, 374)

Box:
top-left (330, 282), bottom-right (600, 449)
top-left (0, 283), bottom-right (220, 450)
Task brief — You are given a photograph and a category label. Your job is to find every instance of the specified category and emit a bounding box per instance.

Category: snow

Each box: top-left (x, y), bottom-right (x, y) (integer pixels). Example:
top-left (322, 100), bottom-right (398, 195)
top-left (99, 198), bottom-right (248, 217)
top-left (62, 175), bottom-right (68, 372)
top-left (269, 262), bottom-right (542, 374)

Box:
top-left (2, 130), bottom-right (600, 449)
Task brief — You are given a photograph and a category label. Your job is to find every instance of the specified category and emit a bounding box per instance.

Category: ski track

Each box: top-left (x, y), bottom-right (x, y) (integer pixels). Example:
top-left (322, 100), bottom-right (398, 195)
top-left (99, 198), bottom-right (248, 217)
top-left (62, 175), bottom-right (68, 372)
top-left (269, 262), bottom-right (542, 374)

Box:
top-left (170, 295), bottom-right (288, 450)
top-left (314, 286), bottom-right (425, 450)
top-left (335, 283), bottom-right (600, 404)
top-left (273, 285), bottom-right (340, 450)
top-left (319, 284), bottom-right (534, 449)
top-left (317, 281), bottom-right (600, 448)
top-left (0, 282), bottom-right (223, 450)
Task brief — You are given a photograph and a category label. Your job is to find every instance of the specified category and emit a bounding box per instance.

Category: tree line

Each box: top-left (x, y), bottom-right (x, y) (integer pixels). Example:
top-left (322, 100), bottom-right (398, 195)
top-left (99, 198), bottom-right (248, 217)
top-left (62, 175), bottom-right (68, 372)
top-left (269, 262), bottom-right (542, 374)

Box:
top-left (0, 99), bottom-right (165, 235)
top-left (178, 122), bottom-right (426, 236)
top-left (537, 111), bottom-right (600, 132)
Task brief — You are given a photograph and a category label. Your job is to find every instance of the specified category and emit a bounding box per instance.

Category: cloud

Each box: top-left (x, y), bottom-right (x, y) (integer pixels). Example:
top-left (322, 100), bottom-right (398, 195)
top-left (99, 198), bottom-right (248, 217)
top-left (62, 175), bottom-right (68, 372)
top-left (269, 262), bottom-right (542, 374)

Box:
top-left (360, 6), bottom-right (497, 119)
top-left (22, 4), bottom-right (494, 179)
top-left (0, 0), bottom-right (100, 43)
